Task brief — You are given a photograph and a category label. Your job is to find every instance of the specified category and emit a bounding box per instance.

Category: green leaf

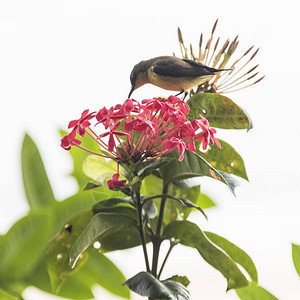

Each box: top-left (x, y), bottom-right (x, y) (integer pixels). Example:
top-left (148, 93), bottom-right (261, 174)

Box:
top-left (58, 276), bottom-right (94, 299)
top-left (45, 210), bottom-right (130, 298)
top-left (98, 224), bottom-right (142, 252)
top-left (84, 181), bottom-right (105, 190)
top-left (137, 157), bottom-right (172, 179)
top-left (92, 206), bottom-right (137, 220)
top-left (73, 249), bottom-right (130, 299)
top-left (0, 288), bottom-right (19, 300)
top-left (0, 210), bottom-right (53, 282)
top-left (21, 134), bottom-right (56, 209)
top-left (236, 282), bottom-right (279, 300)
top-left (60, 130), bottom-right (101, 189)
top-left (92, 197), bottom-right (135, 212)
top-left (204, 232), bottom-right (257, 283)
top-left (123, 271), bottom-right (190, 299)
top-left (165, 275), bottom-right (190, 287)
top-left (82, 155), bottom-right (118, 183)
top-left (141, 174), bottom-right (164, 197)
top-left (160, 149), bottom-right (238, 194)
top-left (144, 194), bottom-right (207, 219)
top-left (292, 243), bottom-right (300, 277)
top-left (25, 258), bottom-right (94, 299)
top-left (173, 185), bottom-right (215, 219)
top-left (172, 196), bottom-right (207, 219)
top-left (162, 280), bottom-right (190, 299)
top-left (46, 211), bottom-right (94, 293)
top-left (186, 93), bottom-right (252, 130)
top-left (69, 212), bottom-right (137, 268)
top-left (0, 192), bottom-right (96, 286)
top-left (200, 139), bottom-right (248, 180)
top-left (163, 221), bottom-right (248, 290)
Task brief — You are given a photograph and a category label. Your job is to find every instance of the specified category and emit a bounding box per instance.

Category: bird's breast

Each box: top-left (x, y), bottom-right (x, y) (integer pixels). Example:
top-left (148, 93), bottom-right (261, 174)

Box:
top-left (148, 67), bottom-right (212, 91)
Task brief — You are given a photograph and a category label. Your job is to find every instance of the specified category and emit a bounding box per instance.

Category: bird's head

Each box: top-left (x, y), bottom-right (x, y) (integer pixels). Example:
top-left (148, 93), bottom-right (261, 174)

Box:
top-left (128, 60), bottom-right (150, 98)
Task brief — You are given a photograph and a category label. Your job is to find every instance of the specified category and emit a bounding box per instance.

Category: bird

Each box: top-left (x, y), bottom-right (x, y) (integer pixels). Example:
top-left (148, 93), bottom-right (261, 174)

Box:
top-left (128, 55), bottom-right (230, 99)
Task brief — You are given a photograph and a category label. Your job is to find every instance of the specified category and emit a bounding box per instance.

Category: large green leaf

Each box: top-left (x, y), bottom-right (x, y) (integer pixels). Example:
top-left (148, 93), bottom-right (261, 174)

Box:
top-left (0, 192), bottom-right (98, 292)
top-left (25, 257), bottom-right (94, 299)
top-left (200, 139), bottom-right (248, 181)
top-left (73, 249), bottom-right (130, 299)
top-left (21, 134), bottom-right (56, 209)
top-left (236, 282), bottom-right (278, 300)
top-left (204, 232), bottom-right (257, 283)
top-left (163, 221), bottom-right (248, 290)
top-left (69, 212), bottom-right (137, 268)
top-left (0, 210), bottom-right (54, 282)
top-left (0, 288), bottom-right (19, 300)
top-left (160, 149), bottom-right (238, 194)
top-left (123, 271), bottom-right (190, 300)
top-left (292, 243), bottom-right (300, 277)
top-left (98, 225), bottom-right (142, 252)
top-left (186, 93), bottom-right (252, 130)
top-left (41, 209), bottom-right (130, 299)
top-left (46, 211), bottom-right (93, 293)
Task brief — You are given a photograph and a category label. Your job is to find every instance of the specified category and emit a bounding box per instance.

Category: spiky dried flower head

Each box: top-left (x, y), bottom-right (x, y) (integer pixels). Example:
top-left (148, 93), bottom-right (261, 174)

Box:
top-left (177, 19), bottom-right (264, 95)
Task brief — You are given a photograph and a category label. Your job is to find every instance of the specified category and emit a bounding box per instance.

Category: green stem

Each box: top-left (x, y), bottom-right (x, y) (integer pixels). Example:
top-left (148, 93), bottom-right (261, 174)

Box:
top-left (151, 182), bottom-right (169, 277)
top-left (158, 240), bottom-right (176, 279)
top-left (135, 188), bottom-right (151, 272)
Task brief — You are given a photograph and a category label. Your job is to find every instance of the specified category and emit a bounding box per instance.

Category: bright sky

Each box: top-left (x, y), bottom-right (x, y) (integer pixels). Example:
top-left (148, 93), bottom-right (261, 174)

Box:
top-left (1, 0), bottom-right (300, 299)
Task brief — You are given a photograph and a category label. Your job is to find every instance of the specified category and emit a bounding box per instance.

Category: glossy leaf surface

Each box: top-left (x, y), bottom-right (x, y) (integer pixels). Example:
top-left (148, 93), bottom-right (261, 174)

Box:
top-left (124, 271), bottom-right (190, 300)
top-left (163, 221), bottom-right (248, 290)
top-left (200, 139), bottom-right (248, 180)
top-left (205, 232), bottom-right (257, 283)
top-left (160, 149), bottom-right (238, 194)
top-left (46, 211), bottom-right (93, 293)
top-left (69, 212), bottom-right (137, 268)
top-left (187, 93), bottom-right (252, 130)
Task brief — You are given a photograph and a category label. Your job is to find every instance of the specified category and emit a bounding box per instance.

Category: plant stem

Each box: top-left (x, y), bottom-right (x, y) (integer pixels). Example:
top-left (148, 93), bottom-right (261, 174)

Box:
top-left (158, 240), bottom-right (176, 279)
top-left (135, 188), bottom-right (151, 272)
top-left (151, 182), bottom-right (169, 277)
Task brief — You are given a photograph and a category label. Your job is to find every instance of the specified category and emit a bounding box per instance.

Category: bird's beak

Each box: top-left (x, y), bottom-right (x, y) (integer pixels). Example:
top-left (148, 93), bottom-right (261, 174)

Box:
top-left (128, 85), bottom-right (135, 98)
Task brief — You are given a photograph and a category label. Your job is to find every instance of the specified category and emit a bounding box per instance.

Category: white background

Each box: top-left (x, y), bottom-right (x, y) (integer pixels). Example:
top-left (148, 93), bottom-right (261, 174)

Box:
top-left (1, 0), bottom-right (300, 299)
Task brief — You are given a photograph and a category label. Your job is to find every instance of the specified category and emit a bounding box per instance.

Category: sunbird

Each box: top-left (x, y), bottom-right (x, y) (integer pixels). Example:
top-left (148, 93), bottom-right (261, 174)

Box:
top-left (128, 56), bottom-right (230, 99)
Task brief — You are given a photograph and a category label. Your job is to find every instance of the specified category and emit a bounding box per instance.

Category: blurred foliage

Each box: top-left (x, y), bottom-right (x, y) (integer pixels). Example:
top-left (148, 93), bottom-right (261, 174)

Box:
top-left (0, 134), bottom-right (129, 299)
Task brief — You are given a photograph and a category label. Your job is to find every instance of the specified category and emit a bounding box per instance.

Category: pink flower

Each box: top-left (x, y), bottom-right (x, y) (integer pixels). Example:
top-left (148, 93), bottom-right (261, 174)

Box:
top-left (61, 97), bottom-right (221, 162)
top-left (60, 128), bottom-right (81, 150)
top-left (124, 117), bottom-right (158, 138)
top-left (68, 109), bottom-right (96, 137)
top-left (96, 106), bottom-right (114, 129)
top-left (192, 116), bottom-right (221, 150)
top-left (107, 173), bottom-right (127, 189)
top-left (163, 137), bottom-right (186, 161)
top-left (98, 121), bottom-right (128, 152)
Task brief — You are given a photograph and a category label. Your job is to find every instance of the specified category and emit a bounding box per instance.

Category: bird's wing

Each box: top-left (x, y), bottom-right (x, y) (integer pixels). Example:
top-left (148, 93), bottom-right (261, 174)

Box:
top-left (153, 57), bottom-right (219, 77)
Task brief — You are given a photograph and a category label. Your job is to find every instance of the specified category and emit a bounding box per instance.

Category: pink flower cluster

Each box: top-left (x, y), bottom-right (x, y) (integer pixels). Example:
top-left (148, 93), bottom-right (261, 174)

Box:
top-left (61, 96), bottom-right (220, 164)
